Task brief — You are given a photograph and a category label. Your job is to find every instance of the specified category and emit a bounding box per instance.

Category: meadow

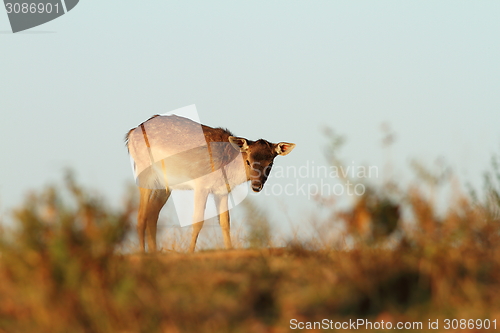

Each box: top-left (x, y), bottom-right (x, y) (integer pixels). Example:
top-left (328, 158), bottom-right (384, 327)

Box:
top-left (0, 150), bottom-right (499, 332)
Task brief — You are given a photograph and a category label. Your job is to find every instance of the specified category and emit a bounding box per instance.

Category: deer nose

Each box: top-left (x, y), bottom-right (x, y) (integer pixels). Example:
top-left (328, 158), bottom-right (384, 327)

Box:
top-left (252, 183), bottom-right (263, 192)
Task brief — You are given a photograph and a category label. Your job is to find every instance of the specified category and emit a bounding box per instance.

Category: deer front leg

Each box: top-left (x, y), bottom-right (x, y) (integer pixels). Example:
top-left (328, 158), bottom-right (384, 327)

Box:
top-left (189, 189), bottom-right (209, 253)
top-left (215, 194), bottom-right (232, 249)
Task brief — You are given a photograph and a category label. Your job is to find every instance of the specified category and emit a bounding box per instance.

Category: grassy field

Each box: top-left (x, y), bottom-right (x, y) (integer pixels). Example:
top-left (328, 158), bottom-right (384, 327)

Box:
top-left (0, 155), bottom-right (500, 333)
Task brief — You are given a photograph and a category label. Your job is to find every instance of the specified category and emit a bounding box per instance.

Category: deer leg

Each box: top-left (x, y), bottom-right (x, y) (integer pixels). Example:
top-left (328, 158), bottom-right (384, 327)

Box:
top-left (137, 188), bottom-right (152, 252)
top-left (189, 189), bottom-right (209, 253)
top-left (215, 194), bottom-right (232, 249)
top-left (145, 189), bottom-right (170, 252)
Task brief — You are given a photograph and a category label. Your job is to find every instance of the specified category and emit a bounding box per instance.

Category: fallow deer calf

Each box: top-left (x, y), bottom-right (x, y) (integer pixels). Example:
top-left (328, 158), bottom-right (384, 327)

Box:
top-left (126, 114), bottom-right (295, 252)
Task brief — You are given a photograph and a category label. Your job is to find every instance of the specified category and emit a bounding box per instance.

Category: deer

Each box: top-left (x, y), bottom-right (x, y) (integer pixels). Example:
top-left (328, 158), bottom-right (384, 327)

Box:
top-left (125, 114), bottom-right (296, 252)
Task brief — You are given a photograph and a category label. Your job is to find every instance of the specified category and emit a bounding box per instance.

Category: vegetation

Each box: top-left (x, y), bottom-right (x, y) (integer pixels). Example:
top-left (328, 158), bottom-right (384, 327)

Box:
top-left (0, 151), bottom-right (499, 332)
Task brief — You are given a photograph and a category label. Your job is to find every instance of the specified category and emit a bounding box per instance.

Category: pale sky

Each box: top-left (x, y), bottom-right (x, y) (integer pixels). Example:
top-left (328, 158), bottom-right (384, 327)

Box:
top-left (1, 1), bottom-right (499, 236)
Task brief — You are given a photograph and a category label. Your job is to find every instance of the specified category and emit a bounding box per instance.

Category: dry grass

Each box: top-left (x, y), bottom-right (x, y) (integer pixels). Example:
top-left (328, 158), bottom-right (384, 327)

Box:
top-left (0, 155), bottom-right (499, 332)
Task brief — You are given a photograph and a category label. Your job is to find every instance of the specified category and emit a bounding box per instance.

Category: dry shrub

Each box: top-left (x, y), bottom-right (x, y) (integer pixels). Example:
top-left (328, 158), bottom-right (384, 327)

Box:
top-left (0, 156), bottom-right (499, 332)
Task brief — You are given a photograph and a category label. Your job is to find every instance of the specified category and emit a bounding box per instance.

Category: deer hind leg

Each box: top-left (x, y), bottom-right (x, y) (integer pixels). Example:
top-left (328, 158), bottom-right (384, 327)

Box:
top-left (189, 189), bottom-right (209, 253)
top-left (137, 188), bottom-right (169, 252)
top-left (145, 189), bottom-right (170, 252)
top-left (137, 188), bottom-right (152, 252)
top-left (215, 194), bottom-right (232, 249)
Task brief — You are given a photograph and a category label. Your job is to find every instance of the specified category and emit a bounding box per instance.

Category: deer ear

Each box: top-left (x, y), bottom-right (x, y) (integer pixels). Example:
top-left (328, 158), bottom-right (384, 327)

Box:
top-left (229, 136), bottom-right (249, 152)
top-left (275, 142), bottom-right (296, 156)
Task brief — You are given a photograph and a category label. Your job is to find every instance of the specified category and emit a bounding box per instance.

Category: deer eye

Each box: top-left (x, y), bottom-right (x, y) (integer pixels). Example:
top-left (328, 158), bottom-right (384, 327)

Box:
top-left (246, 160), bottom-right (250, 166)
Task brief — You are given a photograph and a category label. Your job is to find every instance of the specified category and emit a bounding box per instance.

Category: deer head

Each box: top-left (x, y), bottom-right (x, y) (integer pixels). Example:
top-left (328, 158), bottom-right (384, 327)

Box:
top-left (229, 136), bottom-right (296, 192)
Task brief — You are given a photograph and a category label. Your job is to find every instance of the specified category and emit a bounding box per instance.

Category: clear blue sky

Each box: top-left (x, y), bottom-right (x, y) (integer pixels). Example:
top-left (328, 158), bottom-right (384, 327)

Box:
top-left (1, 1), bottom-right (499, 234)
